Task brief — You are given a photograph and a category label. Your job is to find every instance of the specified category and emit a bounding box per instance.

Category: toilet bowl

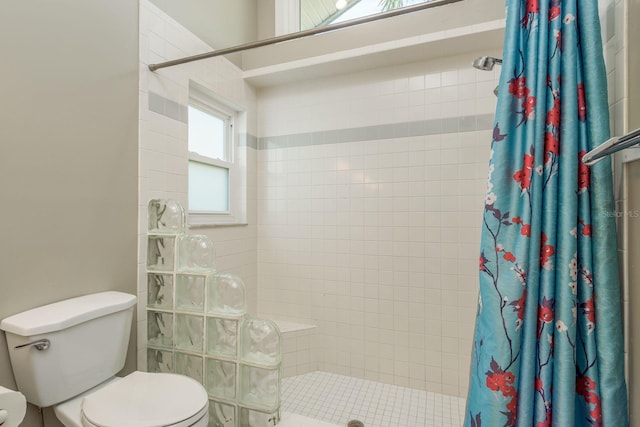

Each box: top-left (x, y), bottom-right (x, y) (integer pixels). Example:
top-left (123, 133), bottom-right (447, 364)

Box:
top-left (0, 292), bottom-right (209, 427)
top-left (54, 372), bottom-right (208, 427)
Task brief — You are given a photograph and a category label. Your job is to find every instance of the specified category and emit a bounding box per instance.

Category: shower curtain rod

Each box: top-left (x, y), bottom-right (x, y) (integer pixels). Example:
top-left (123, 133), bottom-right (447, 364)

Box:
top-left (148, 0), bottom-right (463, 72)
top-left (582, 128), bottom-right (640, 166)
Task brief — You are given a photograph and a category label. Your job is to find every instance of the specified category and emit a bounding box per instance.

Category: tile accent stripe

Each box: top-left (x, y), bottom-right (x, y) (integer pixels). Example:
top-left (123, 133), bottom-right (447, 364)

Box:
top-left (239, 134), bottom-right (258, 149)
top-left (148, 91), bottom-right (258, 149)
top-left (258, 113), bottom-right (495, 150)
top-left (149, 91), bottom-right (188, 123)
top-left (148, 90), bottom-right (492, 151)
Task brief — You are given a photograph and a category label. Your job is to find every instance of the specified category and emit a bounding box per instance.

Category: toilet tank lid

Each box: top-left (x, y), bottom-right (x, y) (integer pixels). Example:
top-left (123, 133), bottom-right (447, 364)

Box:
top-left (0, 292), bottom-right (136, 336)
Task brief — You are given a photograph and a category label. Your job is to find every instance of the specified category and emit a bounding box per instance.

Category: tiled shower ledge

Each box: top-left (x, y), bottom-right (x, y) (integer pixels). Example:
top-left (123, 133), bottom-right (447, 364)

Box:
top-left (243, 20), bottom-right (505, 88)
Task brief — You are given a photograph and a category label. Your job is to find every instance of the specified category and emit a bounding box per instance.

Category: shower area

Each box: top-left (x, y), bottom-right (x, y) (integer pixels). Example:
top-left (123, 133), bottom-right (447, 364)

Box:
top-left (255, 51), bottom-right (499, 425)
top-left (138, 0), bottom-right (627, 425)
top-left (256, 45), bottom-right (499, 389)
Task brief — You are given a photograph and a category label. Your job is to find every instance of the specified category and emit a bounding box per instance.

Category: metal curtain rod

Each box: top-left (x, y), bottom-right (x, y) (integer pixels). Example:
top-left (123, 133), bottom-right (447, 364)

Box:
top-left (148, 0), bottom-right (463, 72)
top-left (582, 128), bottom-right (640, 166)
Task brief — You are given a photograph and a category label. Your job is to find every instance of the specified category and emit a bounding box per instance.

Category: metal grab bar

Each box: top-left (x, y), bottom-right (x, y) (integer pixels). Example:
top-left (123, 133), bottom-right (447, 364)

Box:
top-left (148, 0), bottom-right (463, 72)
top-left (582, 128), bottom-right (640, 166)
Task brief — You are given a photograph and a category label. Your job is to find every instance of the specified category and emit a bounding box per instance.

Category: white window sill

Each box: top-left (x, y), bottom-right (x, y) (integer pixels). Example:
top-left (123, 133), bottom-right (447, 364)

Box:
top-left (188, 222), bottom-right (249, 229)
top-left (188, 210), bottom-right (247, 227)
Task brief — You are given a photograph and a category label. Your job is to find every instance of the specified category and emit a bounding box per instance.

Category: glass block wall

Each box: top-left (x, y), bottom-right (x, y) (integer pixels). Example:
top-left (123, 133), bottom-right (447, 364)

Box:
top-left (146, 199), bottom-right (282, 427)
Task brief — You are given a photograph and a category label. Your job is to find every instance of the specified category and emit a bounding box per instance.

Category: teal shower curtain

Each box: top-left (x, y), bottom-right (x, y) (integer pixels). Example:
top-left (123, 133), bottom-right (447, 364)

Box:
top-left (465, 1), bottom-right (628, 426)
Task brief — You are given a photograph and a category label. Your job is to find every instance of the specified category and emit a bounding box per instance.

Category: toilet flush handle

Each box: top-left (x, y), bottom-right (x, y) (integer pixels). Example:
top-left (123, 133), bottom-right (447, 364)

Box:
top-left (14, 339), bottom-right (50, 351)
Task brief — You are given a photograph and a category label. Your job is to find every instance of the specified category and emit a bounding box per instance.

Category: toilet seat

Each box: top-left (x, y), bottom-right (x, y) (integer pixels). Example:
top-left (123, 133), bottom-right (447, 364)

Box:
top-left (81, 371), bottom-right (208, 427)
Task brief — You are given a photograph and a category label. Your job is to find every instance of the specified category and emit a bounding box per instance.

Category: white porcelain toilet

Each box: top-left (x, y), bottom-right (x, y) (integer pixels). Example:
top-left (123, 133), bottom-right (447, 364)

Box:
top-left (0, 292), bottom-right (209, 427)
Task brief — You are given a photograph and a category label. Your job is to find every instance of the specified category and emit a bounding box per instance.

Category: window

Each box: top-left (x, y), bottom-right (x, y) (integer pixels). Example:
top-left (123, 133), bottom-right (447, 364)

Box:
top-left (299, 0), bottom-right (442, 31)
top-left (188, 82), bottom-right (246, 226)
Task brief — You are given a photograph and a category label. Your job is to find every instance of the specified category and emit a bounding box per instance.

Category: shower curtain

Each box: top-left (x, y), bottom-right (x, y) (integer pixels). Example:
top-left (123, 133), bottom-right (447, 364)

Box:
top-left (465, 1), bottom-right (628, 426)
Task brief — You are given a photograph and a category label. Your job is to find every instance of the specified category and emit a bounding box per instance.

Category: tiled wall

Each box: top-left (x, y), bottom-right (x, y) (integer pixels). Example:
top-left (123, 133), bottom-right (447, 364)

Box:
top-left (256, 52), bottom-right (501, 397)
top-left (599, 0), bottom-right (628, 382)
top-left (626, 160), bottom-right (640, 424)
top-left (138, 0), bottom-right (258, 370)
top-left (626, 0), bottom-right (640, 418)
top-left (614, 0), bottom-right (630, 388)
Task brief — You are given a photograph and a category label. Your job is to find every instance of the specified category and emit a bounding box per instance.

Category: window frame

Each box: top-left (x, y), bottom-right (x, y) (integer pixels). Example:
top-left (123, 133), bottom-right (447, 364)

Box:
top-left (187, 84), bottom-right (246, 227)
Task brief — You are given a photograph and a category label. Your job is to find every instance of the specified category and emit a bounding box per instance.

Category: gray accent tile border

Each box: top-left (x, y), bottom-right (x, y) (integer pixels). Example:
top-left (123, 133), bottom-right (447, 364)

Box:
top-left (148, 91), bottom-right (257, 149)
top-left (258, 114), bottom-right (495, 150)
top-left (239, 133), bottom-right (258, 149)
top-left (148, 90), bottom-right (493, 151)
top-left (148, 91), bottom-right (188, 123)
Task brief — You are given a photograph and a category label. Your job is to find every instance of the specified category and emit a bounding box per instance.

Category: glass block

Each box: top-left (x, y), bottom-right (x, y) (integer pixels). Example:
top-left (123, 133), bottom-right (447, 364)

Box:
top-left (240, 319), bottom-right (281, 366)
top-left (208, 273), bottom-right (247, 317)
top-left (176, 314), bottom-right (204, 353)
top-left (207, 318), bottom-right (238, 359)
top-left (176, 274), bottom-right (206, 312)
top-left (148, 199), bottom-right (186, 234)
top-left (147, 273), bottom-right (173, 309)
top-left (175, 352), bottom-right (203, 383)
top-left (177, 234), bottom-right (216, 272)
top-left (147, 236), bottom-right (175, 271)
top-left (147, 311), bottom-right (173, 348)
top-left (238, 365), bottom-right (280, 411)
top-left (147, 348), bottom-right (173, 373)
top-left (209, 400), bottom-right (236, 427)
top-left (238, 406), bottom-right (281, 426)
top-left (205, 358), bottom-right (237, 400)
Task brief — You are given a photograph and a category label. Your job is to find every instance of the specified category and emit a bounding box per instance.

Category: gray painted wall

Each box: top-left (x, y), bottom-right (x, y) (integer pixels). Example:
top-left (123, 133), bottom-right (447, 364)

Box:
top-left (150, 0), bottom-right (258, 66)
top-left (629, 161), bottom-right (640, 427)
top-left (628, 3), bottom-right (640, 426)
top-left (258, 0), bottom-right (277, 40)
top-left (0, 1), bottom-right (139, 425)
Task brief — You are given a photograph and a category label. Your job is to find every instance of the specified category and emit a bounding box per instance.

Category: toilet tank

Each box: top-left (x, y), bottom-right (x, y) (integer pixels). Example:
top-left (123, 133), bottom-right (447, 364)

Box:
top-left (0, 292), bottom-right (136, 408)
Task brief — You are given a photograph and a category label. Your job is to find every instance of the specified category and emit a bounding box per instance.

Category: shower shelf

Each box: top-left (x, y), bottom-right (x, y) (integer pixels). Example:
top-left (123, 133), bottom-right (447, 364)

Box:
top-left (243, 20), bottom-right (505, 88)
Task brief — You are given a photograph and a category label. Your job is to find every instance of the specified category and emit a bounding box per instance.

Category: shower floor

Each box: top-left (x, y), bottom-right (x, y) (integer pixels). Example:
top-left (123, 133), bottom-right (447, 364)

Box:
top-left (281, 371), bottom-right (466, 427)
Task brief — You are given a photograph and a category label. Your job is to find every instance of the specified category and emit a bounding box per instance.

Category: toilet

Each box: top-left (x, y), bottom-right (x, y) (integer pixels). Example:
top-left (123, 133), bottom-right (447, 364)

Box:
top-left (0, 292), bottom-right (208, 427)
